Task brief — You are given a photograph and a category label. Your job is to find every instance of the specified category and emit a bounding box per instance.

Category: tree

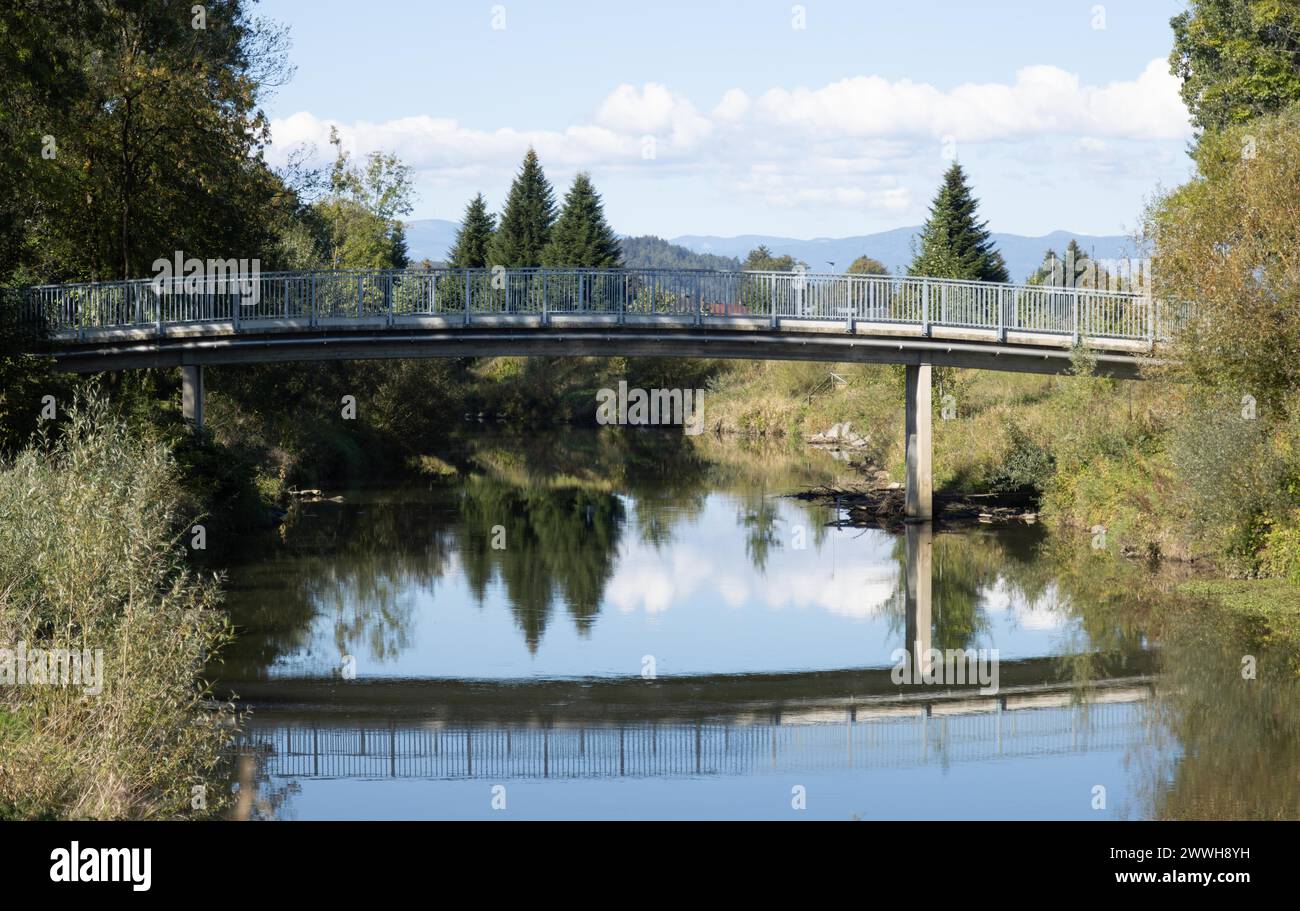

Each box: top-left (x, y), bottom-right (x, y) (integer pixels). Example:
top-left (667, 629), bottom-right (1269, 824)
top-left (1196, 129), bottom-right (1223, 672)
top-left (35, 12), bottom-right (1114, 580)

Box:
top-left (1026, 239), bottom-right (1117, 288)
top-left (743, 245), bottom-right (803, 271)
top-left (0, 0), bottom-right (295, 283)
top-left (907, 163), bottom-right (1009, 283)
top-left (846, 255), bottom-right (889, 275)
top-left (448, 194), bottom-right (496, 268)
top-left (1148, 103), bottom-right (1300, 414)
top-left (1170, 0), bottom-right (1300, 140)
top-left (315, 127), bottom-right (413, 269)
top-left (488, 148), bottom-right (557, 267)
top-left (541, 172), bottom-right (622, 268)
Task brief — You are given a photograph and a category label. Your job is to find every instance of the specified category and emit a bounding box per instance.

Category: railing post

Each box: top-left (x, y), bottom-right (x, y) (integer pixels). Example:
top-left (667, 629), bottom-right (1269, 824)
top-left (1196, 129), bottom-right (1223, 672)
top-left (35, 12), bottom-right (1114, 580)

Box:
top-left (464, 270), bottom-right (471, 326)
top-left (310, 273), bottom-right (317, 328)
top-left (997, 287), bottom-right (1005, 342)
top-left (922, 279), bottom-right (930, 336)
top-left (357, 273), bottom-right (363, 319)
top-left (619, 273), bottom-right (627, 325)
top-left (541, 269), bottom-right (548, 326)
top-left (1071, 289), bottom-right (1080, 345)
top-left (386, 272), bottom-right (393, 326)
top-left (1146, 293), bottom-right (1155, 350)
top-left (284, 276), bottom-right (290, 320)
top-left (770, 275), bottom-right (777, 329)
top-left (577, 271), bottom-right (584, 314)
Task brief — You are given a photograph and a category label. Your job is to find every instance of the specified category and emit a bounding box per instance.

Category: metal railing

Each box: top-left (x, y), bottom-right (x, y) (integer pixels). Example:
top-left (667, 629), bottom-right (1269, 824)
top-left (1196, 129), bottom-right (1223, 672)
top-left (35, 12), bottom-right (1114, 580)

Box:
top-left (240, 697), bottom-right (1152, 781)
top-left (19, 267), bottom-right (1179, 346)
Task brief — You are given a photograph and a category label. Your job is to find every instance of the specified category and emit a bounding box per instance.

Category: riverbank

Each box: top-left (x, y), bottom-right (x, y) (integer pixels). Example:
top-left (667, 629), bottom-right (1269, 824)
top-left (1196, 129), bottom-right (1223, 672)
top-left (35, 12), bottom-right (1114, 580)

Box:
top-left (790, 483), bottom-right (1041, 532)
top-left (0, 402), bottom-right (233, 819)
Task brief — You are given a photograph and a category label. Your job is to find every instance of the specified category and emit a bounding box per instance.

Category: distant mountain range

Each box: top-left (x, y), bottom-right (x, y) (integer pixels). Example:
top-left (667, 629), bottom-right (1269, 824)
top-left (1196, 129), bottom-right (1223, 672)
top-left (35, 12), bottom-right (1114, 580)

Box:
top-left (404, 219), bottom-right (1137, 284)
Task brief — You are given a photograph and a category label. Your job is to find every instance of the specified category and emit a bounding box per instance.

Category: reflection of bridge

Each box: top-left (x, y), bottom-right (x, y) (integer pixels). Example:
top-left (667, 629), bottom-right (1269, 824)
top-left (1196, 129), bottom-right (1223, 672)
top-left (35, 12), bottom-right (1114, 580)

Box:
top-left (241, 681), bottom-right (1154, 781)
top-left (22, 267), bottom-right (1181, 519)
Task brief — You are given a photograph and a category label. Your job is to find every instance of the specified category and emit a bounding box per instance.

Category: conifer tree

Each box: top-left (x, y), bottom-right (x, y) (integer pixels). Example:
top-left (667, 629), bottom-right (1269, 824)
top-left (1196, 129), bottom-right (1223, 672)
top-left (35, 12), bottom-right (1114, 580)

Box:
top-left (541, 172), bottom-right (623, 267)
top-left (907, 163), bottom-right (1009, 283)
top-left (448, 193), bottom-right (496, 268)
top-left (487, 147), bottom-right (557, 267)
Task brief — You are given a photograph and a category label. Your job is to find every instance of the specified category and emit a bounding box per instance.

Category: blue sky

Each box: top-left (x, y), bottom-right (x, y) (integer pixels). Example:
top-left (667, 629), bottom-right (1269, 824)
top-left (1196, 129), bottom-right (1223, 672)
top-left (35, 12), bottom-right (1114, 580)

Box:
top-left (256, 0), bottom-right (1196, 238)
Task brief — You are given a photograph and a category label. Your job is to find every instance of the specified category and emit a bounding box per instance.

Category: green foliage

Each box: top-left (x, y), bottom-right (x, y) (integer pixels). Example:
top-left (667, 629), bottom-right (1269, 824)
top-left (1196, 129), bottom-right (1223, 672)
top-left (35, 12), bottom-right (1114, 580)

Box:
top-left (743, 245), bottom-right (803, 271)
top-left (0, 296), bottom-right (63, 454)
top-left (846, 255), bottom-right (889, 275)
top-left (1170, 0), bottom-right (1300, 139)
top-left (316, 127), bottom-right (413, 269)
top-left (205, 355), bottom-right (473, 488)
top-left (1149, 104), bottom-right (1300, 417)
top-left (908, 163), bottom-right (1009, 283)
top-left (488, 147), bottom-right (557, 267)
top-left (1025, 239), bottom-right (1122, 289)
top-left (620, 236), bottom-right (740, 270)
top-left (448, 193), bottom-right (496, 268)
top-left (542, 172), bottom-right (622, 267)
top-left (1167, 390), bottom-right (1291, 570)
top-left (0, 0), bottom-right (294, 282)
top-left (0, 398), bottom-right (234, 818)
top-left (990, 420), bottom-right (1056, 494)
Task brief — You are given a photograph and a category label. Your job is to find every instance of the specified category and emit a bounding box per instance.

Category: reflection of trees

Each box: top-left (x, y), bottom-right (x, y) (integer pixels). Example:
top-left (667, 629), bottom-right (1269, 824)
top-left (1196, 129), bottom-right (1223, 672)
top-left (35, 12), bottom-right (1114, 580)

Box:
top-left (219, 490), bottom-right (456, 677)
top-left (1134, 598), bottom-right (1300, 820)
top-left (880, 524), bottom-right (1159, 668)
top-left (737, 490), bottom-right (781, 572)
top-left (457, 476), bottom-right (625, 650)
top-left (884, 529), bottom-right (1004, 650)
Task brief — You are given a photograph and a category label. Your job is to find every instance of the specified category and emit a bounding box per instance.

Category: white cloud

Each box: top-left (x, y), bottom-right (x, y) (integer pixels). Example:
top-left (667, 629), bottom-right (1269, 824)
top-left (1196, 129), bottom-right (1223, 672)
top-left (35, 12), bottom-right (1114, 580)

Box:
top-left (267, 62), bottom-right (1190, 225)
top-left (749, 59), bottom-right (1190, 142)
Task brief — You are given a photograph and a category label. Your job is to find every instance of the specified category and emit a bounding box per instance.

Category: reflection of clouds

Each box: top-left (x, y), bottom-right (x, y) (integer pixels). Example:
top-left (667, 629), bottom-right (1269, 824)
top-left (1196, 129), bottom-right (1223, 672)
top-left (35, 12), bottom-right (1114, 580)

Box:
top-left (607, 547), bottom-right (719, 615)
top-left (605, 518), bottom-right (899, 620)
top-left (985, 578), bottom-right (1070, 631)
top-left (757, 564), bottom-right (897, 619)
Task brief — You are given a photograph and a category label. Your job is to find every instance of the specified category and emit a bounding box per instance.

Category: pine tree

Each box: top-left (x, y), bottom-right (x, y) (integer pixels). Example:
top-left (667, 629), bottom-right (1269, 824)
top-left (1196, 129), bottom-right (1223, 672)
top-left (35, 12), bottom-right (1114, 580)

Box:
top-left (448, 193), bottom-right (496, 268)
top-left (487, 148), bottom-right (557, 267)
top-left (541, 172), bottom-right (623, 268)
top-left (907, 163), bottom-right (1009, 283)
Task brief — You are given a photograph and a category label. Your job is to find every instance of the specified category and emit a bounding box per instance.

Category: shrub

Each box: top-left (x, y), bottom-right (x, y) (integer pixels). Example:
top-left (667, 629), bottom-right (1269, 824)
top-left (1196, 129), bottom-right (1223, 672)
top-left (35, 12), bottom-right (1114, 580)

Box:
top-left (0, 398), bottom-right (234, 819)
top-left (990, 420), bottom-right (1055, 495)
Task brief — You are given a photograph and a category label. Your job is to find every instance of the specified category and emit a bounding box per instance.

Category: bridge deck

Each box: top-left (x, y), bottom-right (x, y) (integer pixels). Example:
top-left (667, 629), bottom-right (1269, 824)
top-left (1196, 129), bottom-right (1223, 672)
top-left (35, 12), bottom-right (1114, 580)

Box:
top-left (19, 267), bottom-right (1182, 376)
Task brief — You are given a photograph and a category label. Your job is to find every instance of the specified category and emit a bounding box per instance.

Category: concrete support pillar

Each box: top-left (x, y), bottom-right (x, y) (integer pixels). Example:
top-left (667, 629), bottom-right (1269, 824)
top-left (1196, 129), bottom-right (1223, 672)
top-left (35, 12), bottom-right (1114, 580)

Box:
top-left (904, 363), bottom-right (933, 521)
top-left (904, 522), bottom-right (933, 667)
top-left (181, 364), bottom-right (204, 430)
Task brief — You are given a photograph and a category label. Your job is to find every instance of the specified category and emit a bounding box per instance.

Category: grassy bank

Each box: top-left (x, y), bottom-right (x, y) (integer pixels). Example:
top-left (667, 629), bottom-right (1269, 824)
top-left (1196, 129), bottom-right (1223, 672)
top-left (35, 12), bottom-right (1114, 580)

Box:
top-left (0, 400), bottom-right (234, 819)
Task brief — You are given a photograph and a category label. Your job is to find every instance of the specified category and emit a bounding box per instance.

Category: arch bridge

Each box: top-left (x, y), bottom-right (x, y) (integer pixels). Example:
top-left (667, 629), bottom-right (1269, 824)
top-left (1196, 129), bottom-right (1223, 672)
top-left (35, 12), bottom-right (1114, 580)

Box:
top-left (18, 266), bottom-right (1183, 519)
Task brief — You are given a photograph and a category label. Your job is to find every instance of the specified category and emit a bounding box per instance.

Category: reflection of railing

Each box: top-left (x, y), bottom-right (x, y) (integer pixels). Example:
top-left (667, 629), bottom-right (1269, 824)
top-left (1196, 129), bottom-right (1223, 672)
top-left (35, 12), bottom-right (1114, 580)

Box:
top-left (21, 268), bottom-right (1184, 346)
top-left (242, 686), bottom-right (1152, 780)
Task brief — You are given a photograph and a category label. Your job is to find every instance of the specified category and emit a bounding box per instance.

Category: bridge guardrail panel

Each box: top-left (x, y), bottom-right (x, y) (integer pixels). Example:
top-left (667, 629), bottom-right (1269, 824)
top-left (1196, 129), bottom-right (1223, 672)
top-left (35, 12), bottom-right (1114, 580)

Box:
top-left (21, 267), bottom-right (1188, 346)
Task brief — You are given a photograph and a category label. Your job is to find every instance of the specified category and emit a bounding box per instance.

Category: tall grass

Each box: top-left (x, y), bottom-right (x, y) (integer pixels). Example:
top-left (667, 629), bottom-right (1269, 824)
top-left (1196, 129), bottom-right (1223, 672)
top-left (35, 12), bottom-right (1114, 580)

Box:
top-left (0, 398), bottom-right (234, 819)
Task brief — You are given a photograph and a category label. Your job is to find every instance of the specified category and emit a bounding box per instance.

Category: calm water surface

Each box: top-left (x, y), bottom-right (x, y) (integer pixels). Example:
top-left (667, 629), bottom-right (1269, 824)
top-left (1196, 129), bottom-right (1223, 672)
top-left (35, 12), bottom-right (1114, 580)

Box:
top-left (213, 429), bottom-right (1299, 820)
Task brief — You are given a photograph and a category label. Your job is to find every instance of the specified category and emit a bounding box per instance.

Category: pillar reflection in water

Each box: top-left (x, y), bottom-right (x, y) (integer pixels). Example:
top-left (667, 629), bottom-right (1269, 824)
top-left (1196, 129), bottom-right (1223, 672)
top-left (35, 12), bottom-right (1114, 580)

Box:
top-left (904, 522), bottom-right (933, 670)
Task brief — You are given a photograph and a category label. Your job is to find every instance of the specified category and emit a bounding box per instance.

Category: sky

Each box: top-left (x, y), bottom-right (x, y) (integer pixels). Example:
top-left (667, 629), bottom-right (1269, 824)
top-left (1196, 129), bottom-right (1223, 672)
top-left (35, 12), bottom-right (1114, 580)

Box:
top-left (254, 0), bottom-right (1197, 239)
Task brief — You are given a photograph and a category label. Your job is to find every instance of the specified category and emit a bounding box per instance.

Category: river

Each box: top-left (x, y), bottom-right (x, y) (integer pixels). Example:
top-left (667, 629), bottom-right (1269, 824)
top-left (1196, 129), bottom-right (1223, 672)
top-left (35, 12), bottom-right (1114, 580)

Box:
top-left (210, 427), bottom-right (1299, 820)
